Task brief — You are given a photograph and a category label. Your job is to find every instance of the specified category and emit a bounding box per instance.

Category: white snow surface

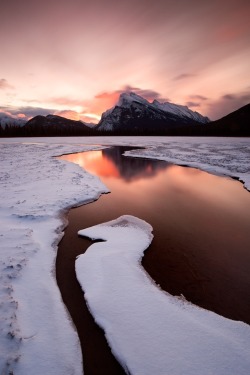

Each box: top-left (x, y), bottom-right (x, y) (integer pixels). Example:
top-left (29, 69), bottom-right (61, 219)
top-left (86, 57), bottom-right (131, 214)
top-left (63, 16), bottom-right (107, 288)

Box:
top-left (152, 99), bottom-right (210, 123)
top-left (76, 215), bottom-right (250, 375)
top-left (0, 140), bottom-right (108, 374)
top-left (1, 136), bottom-right (250, 374)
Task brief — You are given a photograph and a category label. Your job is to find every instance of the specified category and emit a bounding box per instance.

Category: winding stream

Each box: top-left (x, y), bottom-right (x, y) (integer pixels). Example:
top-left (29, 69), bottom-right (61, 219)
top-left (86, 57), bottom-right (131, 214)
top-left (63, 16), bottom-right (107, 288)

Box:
top-left (57, 146), bottom-right (250, 375)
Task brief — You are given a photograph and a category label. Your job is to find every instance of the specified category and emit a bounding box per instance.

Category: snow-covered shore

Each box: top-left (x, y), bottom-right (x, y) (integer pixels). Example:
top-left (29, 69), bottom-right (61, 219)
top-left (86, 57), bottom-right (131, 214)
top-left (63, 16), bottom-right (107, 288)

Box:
top-left (0, 136), bottom-right (250, 374)
top-left (0, 140), bottom-right (108, 374)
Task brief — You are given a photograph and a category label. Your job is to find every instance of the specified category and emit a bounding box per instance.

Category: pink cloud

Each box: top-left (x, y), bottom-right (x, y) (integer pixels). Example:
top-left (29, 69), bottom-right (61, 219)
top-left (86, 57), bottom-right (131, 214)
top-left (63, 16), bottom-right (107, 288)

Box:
top-left (186, 101), bottom-right (200, 108)
top-left (50, 97), bottom-right (85, 107)
top-left (189, 95), bottom-right (208, 101)
top-left (0, 79), bottom-right (14, 90)
top-left (206, 90), bottom-right (250, 120)
top-left (173, 74), bottom-right (196, 81)
top-left (92, 85), bottom-right (168, 116)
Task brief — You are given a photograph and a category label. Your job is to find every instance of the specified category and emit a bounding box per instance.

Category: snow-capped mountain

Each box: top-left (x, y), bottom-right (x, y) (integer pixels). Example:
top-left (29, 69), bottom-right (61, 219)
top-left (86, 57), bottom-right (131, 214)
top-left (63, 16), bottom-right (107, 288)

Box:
top-left (96, 92), bottom-right (210, 133)
top-left (152, 100), bottom-right (209, 124)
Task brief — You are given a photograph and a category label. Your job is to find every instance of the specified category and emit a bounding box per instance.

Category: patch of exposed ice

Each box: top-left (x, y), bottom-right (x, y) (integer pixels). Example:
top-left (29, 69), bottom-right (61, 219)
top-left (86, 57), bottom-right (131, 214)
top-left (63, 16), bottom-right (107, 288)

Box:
top-left (76, 215), bottom-right (250, 375)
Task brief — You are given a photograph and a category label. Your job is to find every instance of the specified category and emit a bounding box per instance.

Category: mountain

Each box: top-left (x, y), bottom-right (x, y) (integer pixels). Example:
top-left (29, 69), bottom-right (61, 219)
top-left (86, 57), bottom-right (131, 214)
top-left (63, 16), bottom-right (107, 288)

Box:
top-left (25, 114), bottom-right (90, 129)
top-left (152, 100), bottom-right (209, 124)
top-left (96, 92), bottom-right (210, 134)
top-left (204, 103), bottom-right (250, 136)
top-left (23, 114), bottom-right (95, 136)
top-left (1, 95), bottom-right (249, 137)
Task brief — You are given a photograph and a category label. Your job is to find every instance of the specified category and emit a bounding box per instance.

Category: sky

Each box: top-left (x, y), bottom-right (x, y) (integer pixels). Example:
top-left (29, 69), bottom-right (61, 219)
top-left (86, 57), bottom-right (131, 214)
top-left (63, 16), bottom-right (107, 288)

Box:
top-left (0, 0), bottom-right (250, 124)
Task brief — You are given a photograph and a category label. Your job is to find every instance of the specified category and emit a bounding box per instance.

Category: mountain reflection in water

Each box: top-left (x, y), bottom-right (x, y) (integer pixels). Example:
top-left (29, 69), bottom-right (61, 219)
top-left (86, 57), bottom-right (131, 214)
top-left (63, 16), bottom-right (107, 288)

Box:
top-left (61, 146), bottom-right (169, 182)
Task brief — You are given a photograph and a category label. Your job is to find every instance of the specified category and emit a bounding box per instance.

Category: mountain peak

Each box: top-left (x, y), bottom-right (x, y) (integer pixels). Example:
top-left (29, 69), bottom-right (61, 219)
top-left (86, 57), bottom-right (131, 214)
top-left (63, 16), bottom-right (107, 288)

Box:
top-left (117, 92), bottom-right (150, 107)
top-left (97, 91), bottom-right (210, 133)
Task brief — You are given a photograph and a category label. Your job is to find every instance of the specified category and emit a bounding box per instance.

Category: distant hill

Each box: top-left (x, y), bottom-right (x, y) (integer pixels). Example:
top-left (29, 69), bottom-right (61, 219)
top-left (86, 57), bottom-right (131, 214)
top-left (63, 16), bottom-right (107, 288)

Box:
top-left (178, 103), bottom-right (250, 137)
top-left (18, 114), bottom-right (95, 136)
top-left (96, 92), bottom-right (210, 135)
top-left (204, 103), bottom-right (250, 136)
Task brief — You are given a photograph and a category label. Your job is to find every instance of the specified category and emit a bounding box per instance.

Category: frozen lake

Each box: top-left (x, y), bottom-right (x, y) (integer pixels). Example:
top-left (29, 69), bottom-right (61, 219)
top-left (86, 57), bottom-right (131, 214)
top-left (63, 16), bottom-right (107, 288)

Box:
top-left (59, 145), bottom-right (250, 375)
top-left (1, 136), bottom-right (250, 375)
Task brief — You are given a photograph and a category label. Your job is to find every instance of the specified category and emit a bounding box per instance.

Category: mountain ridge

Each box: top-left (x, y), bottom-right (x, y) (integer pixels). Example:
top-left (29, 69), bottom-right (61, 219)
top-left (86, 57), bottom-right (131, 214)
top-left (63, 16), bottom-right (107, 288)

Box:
top-left (0, 92), bottom-right (249, 137)
top-left (96, 92), bottom-right (209, 134)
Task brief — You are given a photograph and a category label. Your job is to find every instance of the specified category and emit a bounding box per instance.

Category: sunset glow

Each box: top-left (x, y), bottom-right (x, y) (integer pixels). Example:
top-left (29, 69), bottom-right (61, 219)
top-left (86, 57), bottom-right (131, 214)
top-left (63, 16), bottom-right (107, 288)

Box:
top-left (0, 0), bottom-right (250, 123)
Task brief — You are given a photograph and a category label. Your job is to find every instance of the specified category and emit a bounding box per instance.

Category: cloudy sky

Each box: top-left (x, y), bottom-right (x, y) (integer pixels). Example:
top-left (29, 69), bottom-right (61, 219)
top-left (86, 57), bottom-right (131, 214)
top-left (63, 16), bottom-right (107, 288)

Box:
top-left (0, 0), bottom-right (250, 123)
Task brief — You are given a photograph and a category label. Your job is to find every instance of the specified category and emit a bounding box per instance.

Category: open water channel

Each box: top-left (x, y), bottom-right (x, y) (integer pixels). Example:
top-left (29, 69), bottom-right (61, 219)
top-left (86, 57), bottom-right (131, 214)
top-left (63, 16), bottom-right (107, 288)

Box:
top-left (57, 146), bottom-right (250, 375)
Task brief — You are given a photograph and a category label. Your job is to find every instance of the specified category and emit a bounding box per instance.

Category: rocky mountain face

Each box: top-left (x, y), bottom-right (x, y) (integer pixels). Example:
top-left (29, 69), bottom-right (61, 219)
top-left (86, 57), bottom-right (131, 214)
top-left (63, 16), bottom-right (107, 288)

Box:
top-left (152, 99), bottom-right (210, 124)
top-left (96, 92), bottom-right (210, 134)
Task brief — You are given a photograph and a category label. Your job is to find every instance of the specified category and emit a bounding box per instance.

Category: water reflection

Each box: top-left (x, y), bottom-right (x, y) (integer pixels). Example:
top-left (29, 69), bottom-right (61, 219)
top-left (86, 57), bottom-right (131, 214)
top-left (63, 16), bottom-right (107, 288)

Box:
top-left (58, 145), bottom-right (250, 375)
top-left (61, 146), bottom-right (170, 182)
top-left (59, 146), bottom-right (250, 324)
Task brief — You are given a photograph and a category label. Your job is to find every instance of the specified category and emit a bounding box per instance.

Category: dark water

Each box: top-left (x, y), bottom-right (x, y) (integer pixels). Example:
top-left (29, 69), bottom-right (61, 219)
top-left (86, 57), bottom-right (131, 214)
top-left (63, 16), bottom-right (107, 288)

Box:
top-left (57, 146), bottom-right (250, 375)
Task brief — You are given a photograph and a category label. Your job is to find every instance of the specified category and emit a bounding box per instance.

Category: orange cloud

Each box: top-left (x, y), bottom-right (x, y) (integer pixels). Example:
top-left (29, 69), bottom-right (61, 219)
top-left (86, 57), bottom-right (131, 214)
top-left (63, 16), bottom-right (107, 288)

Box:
top-left (90, 85), bottom-right (167, 118)
top-left (80, 113), bottom-right (101, 124)
top-left (54, 109), bottom-right (100, 124)
top-left (54, 110), bottom-right (80, 121)
top-left (94, 91), bottom-right (120, 112)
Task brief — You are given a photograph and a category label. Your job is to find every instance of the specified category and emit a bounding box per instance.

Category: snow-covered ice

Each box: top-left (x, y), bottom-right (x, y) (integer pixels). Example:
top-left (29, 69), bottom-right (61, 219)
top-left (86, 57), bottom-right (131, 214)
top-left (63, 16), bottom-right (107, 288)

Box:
top-left (0, 136), bottom-right (250, 374)
top-left (76, 215), bottom-right (250, 375)
top-left (0, 140), bottom-right (108, 374)
top-left (124, 137), bottom-right (250, 191)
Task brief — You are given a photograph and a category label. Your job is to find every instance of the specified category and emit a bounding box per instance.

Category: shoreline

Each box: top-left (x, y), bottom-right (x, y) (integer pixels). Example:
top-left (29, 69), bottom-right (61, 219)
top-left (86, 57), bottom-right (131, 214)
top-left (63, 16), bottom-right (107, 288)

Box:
top-left (56, 203), bottom-right (126, 375)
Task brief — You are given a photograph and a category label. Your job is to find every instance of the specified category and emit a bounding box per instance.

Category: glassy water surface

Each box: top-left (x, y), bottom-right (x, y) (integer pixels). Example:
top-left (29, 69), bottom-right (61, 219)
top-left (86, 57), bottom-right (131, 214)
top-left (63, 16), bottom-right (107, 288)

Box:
top-left (57, 146), bottom-right (250, 374)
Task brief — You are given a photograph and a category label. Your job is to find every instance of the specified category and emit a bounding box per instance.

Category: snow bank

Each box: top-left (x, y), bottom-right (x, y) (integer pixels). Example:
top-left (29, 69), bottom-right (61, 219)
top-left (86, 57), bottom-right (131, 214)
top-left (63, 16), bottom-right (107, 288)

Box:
top-left (124, 137), bottom-right (250, 191)
top-left (76, 215), bottom-right (250, 375)
top-left (0, 141), bottom-right (108, 374)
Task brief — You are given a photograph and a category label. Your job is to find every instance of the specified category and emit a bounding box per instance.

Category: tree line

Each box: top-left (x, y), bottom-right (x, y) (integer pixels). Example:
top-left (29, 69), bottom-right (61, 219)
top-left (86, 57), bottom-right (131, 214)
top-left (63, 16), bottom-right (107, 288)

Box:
top-left (1, 121), bottom-right (249, 137)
